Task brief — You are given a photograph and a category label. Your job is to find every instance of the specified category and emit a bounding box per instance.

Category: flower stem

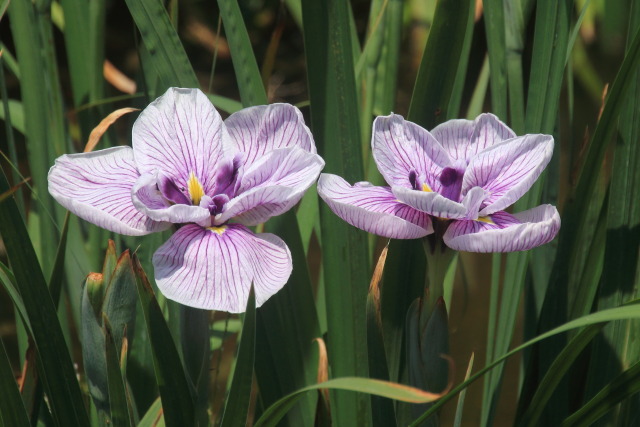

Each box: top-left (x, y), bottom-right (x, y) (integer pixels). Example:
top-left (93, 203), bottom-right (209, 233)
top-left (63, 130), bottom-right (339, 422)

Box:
top-left (419, 236), bottom-right (456, 331)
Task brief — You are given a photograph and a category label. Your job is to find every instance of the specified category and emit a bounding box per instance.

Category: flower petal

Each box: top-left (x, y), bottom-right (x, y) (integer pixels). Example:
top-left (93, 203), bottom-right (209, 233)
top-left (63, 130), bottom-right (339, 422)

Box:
top-left (443, 204), bottom-right (560, 252)
top-left (224, 103), bottom-right (316, 168)
top-left (48, 147), bottom-right (169, 235)
top-left (215, 147), bottom-right (324, 225)
top-left (131, 173), bottom-right (211, 224)
top-left (153, 223), bottom-right (292, 312)
top-left (132, 88), bottom-right (231, 195)
top-left (372, 114), bottom-right (452, 191)
top-left (462, 134), bottom-right (554, 215)
top-left (392, 185), bottom-right (467, 219)
top-left (317, 174), bottom-right (432, 239)
top-left (431, 113), bottom-right (515, 161)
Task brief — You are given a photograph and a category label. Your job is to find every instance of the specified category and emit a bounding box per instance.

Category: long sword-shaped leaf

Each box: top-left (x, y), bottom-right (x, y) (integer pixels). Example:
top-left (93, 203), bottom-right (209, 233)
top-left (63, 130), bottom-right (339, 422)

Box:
top-left (563, 360), bottom-right (640, 427)
top-left (220, 288), bottom-right (256, 427)
top-left (131, 255), bottom-right (195, 427)
top-left (411, 302), bottom-right (640, 426)
top-left (302, 0), bottom-right (372, 425)
top-left (215, 3), bottom-right (322, 424)
top-left (582, 6), bottom-right (640, 426)
top-left (0, 179), bottom-right (88, 426)
top-left (0, 337), bottom-right (30, 427)
top-left (255, 376), bottom-right (450, 427)
top-left (408, 0), bottom-right (473, 129)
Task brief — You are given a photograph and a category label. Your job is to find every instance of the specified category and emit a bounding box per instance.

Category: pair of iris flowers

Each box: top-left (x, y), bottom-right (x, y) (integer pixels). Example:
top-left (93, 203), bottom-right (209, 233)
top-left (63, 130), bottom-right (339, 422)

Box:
top-left (48, 88), bottom-right (560, 313)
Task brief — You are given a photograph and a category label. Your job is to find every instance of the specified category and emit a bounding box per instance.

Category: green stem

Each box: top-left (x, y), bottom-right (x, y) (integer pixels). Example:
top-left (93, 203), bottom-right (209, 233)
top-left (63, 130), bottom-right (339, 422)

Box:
top-left (420, 235), bottom-right (455, 330)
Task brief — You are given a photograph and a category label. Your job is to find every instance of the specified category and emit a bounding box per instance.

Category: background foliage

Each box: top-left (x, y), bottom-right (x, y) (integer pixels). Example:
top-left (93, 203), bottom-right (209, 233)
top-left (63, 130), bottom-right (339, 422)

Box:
top-left (1, 0), bottom-right (640, 425)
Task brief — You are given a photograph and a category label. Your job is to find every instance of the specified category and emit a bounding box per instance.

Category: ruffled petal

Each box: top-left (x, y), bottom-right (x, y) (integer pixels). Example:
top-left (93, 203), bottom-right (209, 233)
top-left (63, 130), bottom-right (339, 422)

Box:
top-left (462, 134), bottom-right (554, 215)
top-left (431, 113), bottom-right (515, 161)
top-left (153, 223), bottom-right (292, 313)
top-left (224, 103), bottom-right (316, 168)
top-left (372, 114), bottom-right (452, 191)
top-left (132, 88), bottom-right (231, 195)
top-left (392, 186), bottom-right (468, 219)
top-left (443, 204), bottom-right (560, 252)
top-left (317, 174), bottom-right (432, 239)
top-left (48, 147), bottom-right (169, 236)
top-left (131, 174), bottom-right (211, 224)
top-left (215, 147), bottom-right (324, 225)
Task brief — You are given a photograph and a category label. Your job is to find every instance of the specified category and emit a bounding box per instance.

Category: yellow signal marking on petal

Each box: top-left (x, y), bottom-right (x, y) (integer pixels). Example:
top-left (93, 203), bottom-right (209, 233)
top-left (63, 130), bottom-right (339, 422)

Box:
top-left (422, 183), bottom-right (432, 192)
top-left (476, 216), bottom-right (494, 224)
top-left (206, 225), bottom-right (227, 235)
top-left (187, 172), bottom-right (205, 205)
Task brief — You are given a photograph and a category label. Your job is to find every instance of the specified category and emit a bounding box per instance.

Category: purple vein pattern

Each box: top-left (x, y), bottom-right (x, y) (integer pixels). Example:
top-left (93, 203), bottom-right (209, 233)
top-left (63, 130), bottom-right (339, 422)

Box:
top-left (317, 113), bottom-right (560, 252)
top-left (48, 88), bottom-right (324, 312)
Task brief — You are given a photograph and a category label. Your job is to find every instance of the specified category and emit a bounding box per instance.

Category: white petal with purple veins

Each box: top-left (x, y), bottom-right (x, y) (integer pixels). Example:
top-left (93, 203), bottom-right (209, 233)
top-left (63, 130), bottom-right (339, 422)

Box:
top-left (443, 204), bottom-right (560, 252)
top-left (225, 103), bottom-right (316, 168)
top-left (317, 174), bottom-right (432, 239)
top-left (462, 134), bottom-right (554, 215)
top-left (131, 174), bottom-right (211, 224)
top-left (47, 147), bottom-right (169, 236)
top-left (372, 114), bottom-right (452, 191)
top-left (215, 147), bottom-right (324, 225)
top-left (132, 88), bottom-right (232, 195)
top-left (392, 185), bottom-right (468, 219)
top-left (431, 113), bottom-right (515, 161)
top-left (153, 224), bottom-right (292, 312)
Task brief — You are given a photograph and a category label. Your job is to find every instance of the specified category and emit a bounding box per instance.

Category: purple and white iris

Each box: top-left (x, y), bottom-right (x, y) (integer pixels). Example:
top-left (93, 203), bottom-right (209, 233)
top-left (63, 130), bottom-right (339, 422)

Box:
top-left (49, 88), bottom-right (324, 312)
top-left (317, 113), bottom-right (560, 252)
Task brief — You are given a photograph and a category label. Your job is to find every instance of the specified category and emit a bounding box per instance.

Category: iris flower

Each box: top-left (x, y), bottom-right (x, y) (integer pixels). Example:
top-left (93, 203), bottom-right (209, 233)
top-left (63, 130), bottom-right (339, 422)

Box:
top-left (317, 113), bottom-right (560, 252)
top-left (49, 88), bottom-right (324, 312)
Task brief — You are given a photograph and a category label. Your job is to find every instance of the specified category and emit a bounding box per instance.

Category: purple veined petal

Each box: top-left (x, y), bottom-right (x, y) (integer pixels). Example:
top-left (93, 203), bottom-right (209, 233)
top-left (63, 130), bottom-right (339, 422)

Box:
top-left (224, 103), bottom-right (316, 168)
top-left (372, 114), bottom-right (452, 191)
top-left (461, 133), bottom-right (554, 216)
top-left (132, 88), bottom-right (233, 195)
top-left (392, 185), bottom-right (468, 219)
top-left (317, 174), bottom-right (433, 239)
top-left (214, 147), bottom-right (325, 225)
top-left (48, 146), bottom-right (170, 236)
top-left (431, 113), bottom-right (516, 162)
top-left (153, 223), bottom-right (292, 313)
top-left (131, 173), bottom-right (211, 224)
top-left (460, 186), bottom-right (487, 220)
top-left (443, 204), bottom-right (560, 252)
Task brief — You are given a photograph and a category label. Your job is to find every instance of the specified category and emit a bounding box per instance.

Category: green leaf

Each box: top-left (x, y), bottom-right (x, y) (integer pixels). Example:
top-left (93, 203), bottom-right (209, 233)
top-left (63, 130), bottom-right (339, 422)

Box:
top-left (0, 171), bottom-right (88, 427)
top-left (563, 360), bottom-right (640, 426)
top-left (366, 245), bottom-right (397, 427)
top-left (125, 0), bottom-right (239, 114)
top-left (255, 377), bottom-right (449, 427)
top-left (257, 212), bottom-right (322, 426)
top-left (301, 0), bottom-right (372, 424)
top-left (137, 397), bottom-right (164, 427)
top-left (217, 0), bottom-right (267, 107)
top-left (483, 0), bottom-right (508, 118)
top-left (104, 316), bottom-right (133, 427)
top-left (410, 302), bottom-right (640, 426)
top-left (520, 322), bottom-right (605, 427)
top-left (408, 0), bottom-right (474, 128)
top-left (220, 287), bottom-right (256, 427)
top-left (0, 338), bottom-right (30, 427)
top-left (0, 99), bottom-right (24, 134)
top-left (132, 254), bottom-right (195, 427)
